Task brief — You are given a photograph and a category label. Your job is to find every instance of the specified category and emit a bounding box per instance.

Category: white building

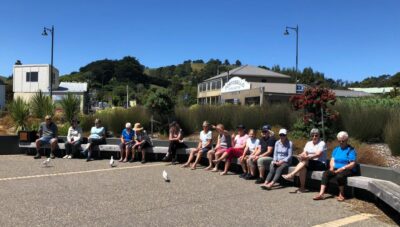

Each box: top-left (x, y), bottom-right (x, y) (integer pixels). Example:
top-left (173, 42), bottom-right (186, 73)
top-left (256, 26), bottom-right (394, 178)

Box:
top-left (13, 64), bottom-right (88, 112)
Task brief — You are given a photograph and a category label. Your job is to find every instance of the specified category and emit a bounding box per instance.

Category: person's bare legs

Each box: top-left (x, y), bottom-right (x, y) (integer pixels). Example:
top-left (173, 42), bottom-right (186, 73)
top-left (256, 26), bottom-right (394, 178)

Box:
top-left (220, 159), bottom-right (231, 175)
top-left (240, 157), bottom-right (247, 173)
top-left (337, 186), bottom-right (345, 201)
top-left (119, 146), bottom-right (125, 161)
top-left (123, 145), bottom-right (129, 162)
top-left (283, 160), bottom-right (307, 180)
top-left (212, 150), bottom-right (223, 171)
top-left (141, 148), bottom-right (146, 162)
top-left (50, 139), bottom-right (57, 156)
top-left (205, 151), bottom-right (215, 170)
top-left (182, 148), bottom-right (197, 167)
top-left (298, 167), bottom-right (307, 192)
top-left (191, 150), bottom-right (203, 170)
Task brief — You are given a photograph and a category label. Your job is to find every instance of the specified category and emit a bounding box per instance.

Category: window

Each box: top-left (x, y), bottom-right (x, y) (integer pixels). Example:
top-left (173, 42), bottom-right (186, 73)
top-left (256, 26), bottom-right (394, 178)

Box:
top-left (26, 72), bottom-right (38, 82)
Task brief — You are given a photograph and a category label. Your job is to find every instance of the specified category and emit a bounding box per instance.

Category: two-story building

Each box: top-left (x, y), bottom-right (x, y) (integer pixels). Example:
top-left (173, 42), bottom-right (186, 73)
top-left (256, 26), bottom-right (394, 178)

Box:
top-left (197, 65), bottom-right (300, 105)
top-left (13, 64), bottom-right (88, 112)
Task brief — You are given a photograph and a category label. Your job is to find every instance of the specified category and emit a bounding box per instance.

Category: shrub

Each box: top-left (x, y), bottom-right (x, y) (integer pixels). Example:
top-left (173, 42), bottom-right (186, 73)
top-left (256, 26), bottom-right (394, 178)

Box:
top-left (8, 97), bottom-right (30, 131)
top-left (174, 104), bottom-right (296, 135)
top-left (384, 112), bottom-right (400, 156)
top-left (335, 102), bottom-right (391, 142)
top-left (30, 90), bottom-right (55, 118)
top-left (59, 93), bottom-right (80, 123)
top-left (84, 106), bottom-right (150, 137)
top-left (290, 87), bottom-right (338, 140)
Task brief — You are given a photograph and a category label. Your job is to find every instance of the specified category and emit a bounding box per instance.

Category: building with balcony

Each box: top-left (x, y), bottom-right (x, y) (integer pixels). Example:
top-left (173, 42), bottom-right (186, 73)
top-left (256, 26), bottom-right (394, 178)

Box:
top-left (197, 65), bottom-right (301, 105)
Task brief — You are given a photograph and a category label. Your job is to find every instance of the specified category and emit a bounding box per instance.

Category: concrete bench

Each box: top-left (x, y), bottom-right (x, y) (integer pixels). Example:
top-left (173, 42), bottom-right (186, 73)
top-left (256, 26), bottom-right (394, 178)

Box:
top-left (287, 166), bottom-right (400, 212)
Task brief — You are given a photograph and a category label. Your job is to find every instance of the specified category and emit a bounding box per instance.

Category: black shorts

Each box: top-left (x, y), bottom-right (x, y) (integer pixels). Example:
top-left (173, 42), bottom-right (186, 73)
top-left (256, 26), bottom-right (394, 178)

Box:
top-left (307, 160), bottom-right (327, 171)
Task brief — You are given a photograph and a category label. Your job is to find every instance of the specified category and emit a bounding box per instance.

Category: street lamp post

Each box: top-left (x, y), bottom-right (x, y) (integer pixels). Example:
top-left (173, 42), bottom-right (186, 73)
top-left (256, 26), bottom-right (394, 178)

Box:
top-left (42, 25), bottom-right (54, 99)
top-left (284, 25), bottom-right (299, 80)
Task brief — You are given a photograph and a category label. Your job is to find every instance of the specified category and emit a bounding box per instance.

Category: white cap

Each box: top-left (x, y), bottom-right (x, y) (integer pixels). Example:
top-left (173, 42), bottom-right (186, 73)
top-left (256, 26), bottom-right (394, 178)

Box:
top-left (125, 122), bottom-right (132, 128)
top-left (279, 128), bottom-right (287, 135)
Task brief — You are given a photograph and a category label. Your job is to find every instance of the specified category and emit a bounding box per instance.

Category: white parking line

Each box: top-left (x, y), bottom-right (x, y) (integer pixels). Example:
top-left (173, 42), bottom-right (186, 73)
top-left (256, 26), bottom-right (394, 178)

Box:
top-left (0, 163), bottom-right (165, 182)
top-left (313, 213), bottom-right (376, 227)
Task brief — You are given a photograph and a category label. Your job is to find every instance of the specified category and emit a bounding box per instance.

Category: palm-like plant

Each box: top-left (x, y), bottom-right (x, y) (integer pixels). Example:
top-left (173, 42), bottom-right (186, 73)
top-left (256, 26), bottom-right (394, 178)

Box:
top-left (60, 93), bottom-right (81, 123)
top-left (8, 97), bottom-right (30, 131)
top-left (31, 90), bottom-right (55, 118)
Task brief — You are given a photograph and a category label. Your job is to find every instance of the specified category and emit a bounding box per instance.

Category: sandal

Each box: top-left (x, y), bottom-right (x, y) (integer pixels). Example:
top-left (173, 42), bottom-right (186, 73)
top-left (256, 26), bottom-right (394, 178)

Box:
top-left (260, 185), bottom-right (272, 190)
top-left (336, 196), bottom-right (345, 202)
top-left (313, 195), bottom-right (324, 200)
top-left (282, 174), bottom-right (294, 181)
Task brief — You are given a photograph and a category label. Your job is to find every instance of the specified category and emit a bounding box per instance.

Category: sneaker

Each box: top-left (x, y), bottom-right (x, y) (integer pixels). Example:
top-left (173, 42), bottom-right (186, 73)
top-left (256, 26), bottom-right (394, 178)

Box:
top-left (255, 177), bottom-right (265, 184)
top-left (86, 156), bottom-right (94, 162)
top-left (50, 153), bottom-right (55, 159)
top-left (128, 159), bottom-right (134, 163)
top-left (63, 155), bottom-right (69, 159)
top-left (67, 155), bottom-right (72, 159)
top-left (34, 153), bottom-right (41, 159)
top-left (162, 154), bottom-right (171, 162)
top-left (245, 174), bottom-right (256, 180)
top-left (239, 173), bottom-right (247, 178)
top-left (141, 160), bottom-right (146, 164)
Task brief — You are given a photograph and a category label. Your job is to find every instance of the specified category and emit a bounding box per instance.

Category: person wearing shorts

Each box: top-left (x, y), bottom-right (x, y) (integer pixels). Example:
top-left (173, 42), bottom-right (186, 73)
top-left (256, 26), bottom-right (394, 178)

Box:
top-left (250, 125), bottom-right (276, 184)
top-left (239, 129), bottom-right (259, 180)
top-left (206, 124), bottom-right (231, 171)
top-left (119, 122), bottom-right (135, 162)
top-left (213, 124), bottom-right (248, 176)
top-left (282, 128), bottom-right (327, 193)
top-left (34, 115), bottom-right (58, 159)
top-left (132, 123), bottom-right (152, 164)
top-left (182, 121), bottom-right (212, 170)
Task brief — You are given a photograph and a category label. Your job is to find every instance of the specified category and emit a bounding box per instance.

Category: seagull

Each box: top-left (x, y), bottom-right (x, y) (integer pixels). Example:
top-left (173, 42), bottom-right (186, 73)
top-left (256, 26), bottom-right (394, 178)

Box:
top-left (162, 170), bottom-right (170, 182)
top-left (42, 158), bottom-right (51, 167)
top-left (109, 156), bottom-right (116, 167)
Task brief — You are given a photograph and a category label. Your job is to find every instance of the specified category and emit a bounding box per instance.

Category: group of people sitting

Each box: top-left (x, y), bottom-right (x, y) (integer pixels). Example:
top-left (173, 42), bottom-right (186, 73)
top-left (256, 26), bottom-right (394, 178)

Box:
top-left (164, 120), bottom-right (357, 201)
top-left (33, 116), bottom-right (357, 201)
top-left (34, 116), bottom-right (151, 163)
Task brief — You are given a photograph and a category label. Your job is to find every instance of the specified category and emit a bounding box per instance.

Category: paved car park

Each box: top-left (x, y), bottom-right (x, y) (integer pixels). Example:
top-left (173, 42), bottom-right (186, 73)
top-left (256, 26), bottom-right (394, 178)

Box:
top-left (0, 155), bottom-right (394, 226)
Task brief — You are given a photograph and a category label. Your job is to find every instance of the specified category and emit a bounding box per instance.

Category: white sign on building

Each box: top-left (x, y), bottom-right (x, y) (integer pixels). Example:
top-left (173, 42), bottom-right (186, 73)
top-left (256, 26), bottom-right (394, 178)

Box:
top-left (221, 77), bottom-right (250, 93)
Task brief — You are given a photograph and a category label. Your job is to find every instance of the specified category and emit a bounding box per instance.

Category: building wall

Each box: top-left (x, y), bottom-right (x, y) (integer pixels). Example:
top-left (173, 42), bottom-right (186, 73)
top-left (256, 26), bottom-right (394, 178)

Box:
top-left (0, 85), bottom-right (5, 109)
top-left (13, 65), bottom-right (59, 93)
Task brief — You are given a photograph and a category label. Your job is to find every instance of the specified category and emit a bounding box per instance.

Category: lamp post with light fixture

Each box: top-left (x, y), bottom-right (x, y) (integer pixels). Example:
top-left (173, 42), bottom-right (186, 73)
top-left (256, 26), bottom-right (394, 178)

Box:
top-left (42, 25), bottom-right (54, 99)
top-left (284, 25), bottom-right (299, 76)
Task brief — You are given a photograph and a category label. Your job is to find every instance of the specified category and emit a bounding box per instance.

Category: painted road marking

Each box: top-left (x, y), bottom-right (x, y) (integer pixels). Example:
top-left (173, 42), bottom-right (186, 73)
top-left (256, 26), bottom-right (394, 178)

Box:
top-left (313, 213), bottom-right (376, 227)
top-left (0, 163), bottom-right (165, 182)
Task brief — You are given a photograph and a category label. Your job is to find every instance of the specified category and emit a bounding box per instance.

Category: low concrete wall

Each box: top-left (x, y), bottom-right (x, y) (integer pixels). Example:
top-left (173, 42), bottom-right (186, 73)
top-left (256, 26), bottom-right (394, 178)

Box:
top-left (0, 135), bottom-right (20, 155)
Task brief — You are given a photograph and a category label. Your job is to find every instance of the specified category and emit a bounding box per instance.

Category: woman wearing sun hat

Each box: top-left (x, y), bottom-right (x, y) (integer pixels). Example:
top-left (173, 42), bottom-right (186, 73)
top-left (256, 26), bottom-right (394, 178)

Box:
top-left (131, 122), bottom-right (152, 164)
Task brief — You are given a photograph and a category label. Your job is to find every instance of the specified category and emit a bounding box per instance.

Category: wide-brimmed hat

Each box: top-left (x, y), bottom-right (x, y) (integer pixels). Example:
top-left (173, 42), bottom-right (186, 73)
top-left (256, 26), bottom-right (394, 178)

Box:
top-left (133, 123), bottom-right (143, 131)
top-left (202, 121), bottom-right (210, 127)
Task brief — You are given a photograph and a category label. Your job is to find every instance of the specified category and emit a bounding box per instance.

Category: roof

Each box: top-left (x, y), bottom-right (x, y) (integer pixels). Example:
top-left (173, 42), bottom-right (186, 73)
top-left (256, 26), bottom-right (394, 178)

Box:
top-left (333, 89), bottom-right (373, 97)
top-left (348, 87), bottom-right (395, 94)
top-left (53, 82), bottom-right (88, 93)
top-left (204, 65), bottom-right (291, 81)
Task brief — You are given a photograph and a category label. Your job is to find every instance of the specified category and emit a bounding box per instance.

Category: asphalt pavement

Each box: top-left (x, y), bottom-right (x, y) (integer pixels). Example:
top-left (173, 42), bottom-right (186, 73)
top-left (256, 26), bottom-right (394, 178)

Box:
top-left (0, 155), bottom-right (394, 226)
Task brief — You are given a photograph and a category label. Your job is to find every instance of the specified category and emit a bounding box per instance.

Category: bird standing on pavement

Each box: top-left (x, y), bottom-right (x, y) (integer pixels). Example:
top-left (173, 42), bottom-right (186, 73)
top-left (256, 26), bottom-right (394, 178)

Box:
top-left (163, 170), bottom-right (170, 182)
top-left (110, 156), bottom-right (116, 167)
top-left (42, 158), bottom-right (51, 167)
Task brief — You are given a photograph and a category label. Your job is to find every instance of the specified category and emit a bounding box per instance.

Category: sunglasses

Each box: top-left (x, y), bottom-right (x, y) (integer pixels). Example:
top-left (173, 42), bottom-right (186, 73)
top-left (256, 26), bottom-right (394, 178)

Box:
top-left (312, 134), bottom-right (319, 138)
top-left (279, 134), bottom-right (286, 137)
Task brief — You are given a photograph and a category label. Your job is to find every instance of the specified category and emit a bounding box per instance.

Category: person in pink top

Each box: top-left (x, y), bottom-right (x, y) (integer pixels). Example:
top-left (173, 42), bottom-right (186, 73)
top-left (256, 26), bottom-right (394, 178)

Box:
top-left (213, 125), bottom-right (248, 175)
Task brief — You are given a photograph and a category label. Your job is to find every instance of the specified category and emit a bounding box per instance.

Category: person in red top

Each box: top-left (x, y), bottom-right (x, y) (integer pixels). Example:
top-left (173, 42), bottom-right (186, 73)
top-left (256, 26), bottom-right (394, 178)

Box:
top-left (213, 125), bottom-right (248, 176)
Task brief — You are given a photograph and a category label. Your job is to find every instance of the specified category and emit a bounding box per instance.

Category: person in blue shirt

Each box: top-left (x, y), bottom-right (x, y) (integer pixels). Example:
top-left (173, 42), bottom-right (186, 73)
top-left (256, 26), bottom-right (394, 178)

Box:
top-left (119, 122), bottom-right (135, 162)
top-left (81, 118), bottom-right (106, 161)
top-left (313, 131), bottom-right (357, 202)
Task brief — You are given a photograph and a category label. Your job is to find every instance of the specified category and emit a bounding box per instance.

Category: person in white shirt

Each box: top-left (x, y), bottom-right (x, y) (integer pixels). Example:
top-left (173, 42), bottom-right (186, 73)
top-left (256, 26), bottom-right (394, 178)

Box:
top-left (63, 119), bottom-right (82, 159)
top-left (282, 128), bottom-right (327, 193)
top-left (239, 129), bottom-right (260, 180)
top-left (182, 121), bottom-right (212, 170)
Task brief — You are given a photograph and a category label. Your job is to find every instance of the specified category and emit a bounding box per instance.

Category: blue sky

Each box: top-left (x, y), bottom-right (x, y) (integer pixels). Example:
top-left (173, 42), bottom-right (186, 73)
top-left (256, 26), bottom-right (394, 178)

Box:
top-left (0, 0), bottom-right (399, 82)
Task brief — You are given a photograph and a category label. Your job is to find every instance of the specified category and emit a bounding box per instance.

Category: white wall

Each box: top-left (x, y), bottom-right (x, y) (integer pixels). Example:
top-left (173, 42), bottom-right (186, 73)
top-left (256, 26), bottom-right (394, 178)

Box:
top-left (0, 85), bottom-right (5, 110)
top-left (13, 65), bottom-right (59, 93)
